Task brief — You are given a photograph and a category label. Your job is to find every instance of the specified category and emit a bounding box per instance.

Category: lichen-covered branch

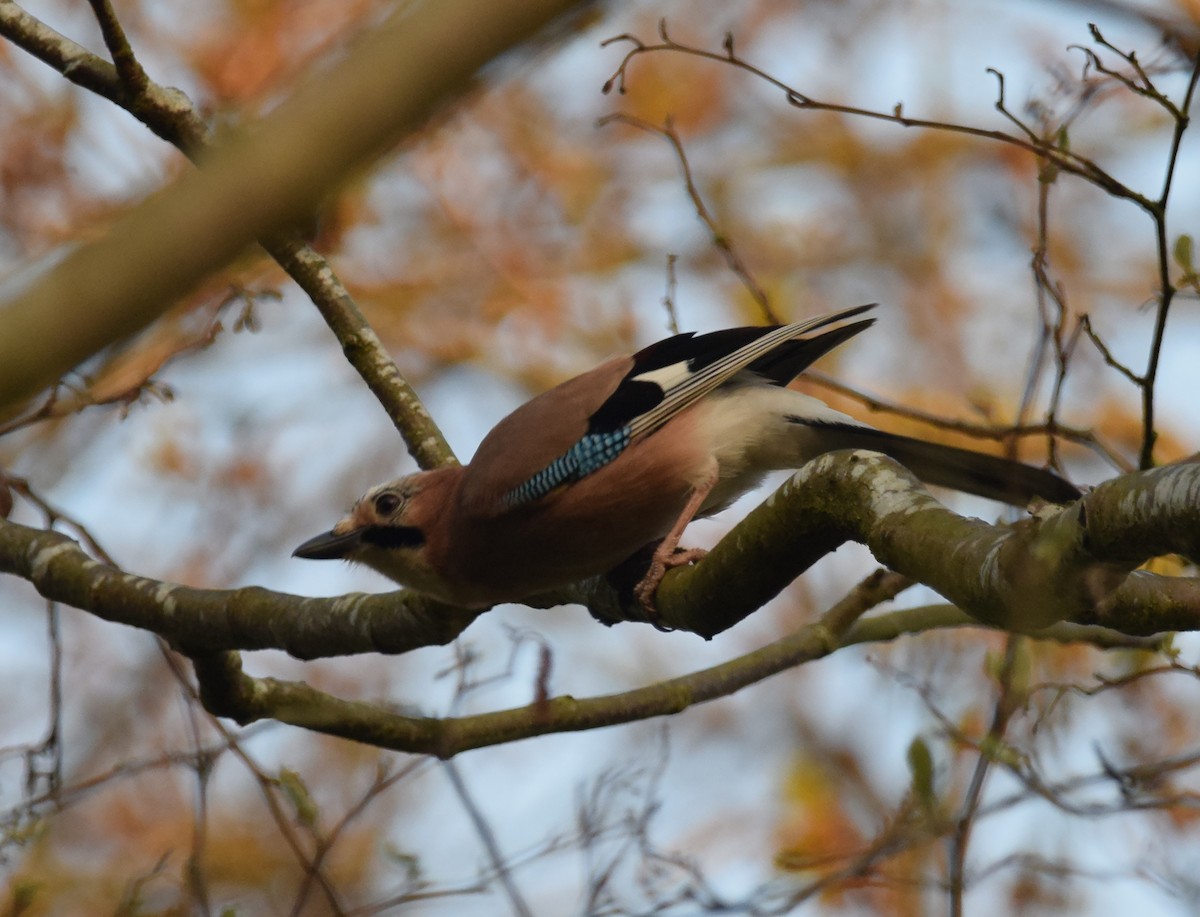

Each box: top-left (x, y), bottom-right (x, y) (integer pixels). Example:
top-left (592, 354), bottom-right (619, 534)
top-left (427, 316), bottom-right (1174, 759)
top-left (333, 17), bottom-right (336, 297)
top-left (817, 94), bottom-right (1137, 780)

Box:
top-left (2, 452), bottom-right (1192, 754)
top-left (188, 575), bottom-right (1171, 759)
top-left (642, 452), bottom-right (1198, 636)
top-left (190, 572), bottom-right (902, 757)
top-left (2, 453), bottom-right (1194, 657)
top-left (0, 520), bottom-right (480, 658)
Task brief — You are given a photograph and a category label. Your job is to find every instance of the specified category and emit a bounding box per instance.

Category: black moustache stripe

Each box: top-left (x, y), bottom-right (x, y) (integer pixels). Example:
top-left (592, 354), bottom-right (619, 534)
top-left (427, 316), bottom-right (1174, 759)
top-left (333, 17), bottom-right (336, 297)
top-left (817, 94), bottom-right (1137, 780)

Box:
top-left (360, 525), bottom-right (426, 550)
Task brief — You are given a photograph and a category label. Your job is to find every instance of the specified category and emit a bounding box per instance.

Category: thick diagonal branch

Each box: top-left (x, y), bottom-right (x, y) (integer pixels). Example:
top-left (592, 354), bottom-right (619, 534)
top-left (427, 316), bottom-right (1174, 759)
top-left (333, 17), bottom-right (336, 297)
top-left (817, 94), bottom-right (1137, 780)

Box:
top-left (0, 0), bottom-right (589, 420)
top-left (636, 452), bottom-right (1199, 636)
top-left (1, 454), bottom-right (1195, 654)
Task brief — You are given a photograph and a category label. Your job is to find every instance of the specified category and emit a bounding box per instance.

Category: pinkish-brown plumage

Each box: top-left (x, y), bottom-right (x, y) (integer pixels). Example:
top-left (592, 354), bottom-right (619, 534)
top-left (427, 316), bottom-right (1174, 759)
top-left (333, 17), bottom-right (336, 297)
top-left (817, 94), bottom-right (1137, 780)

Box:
top-left (294, 305), bottom-right (1079, 610)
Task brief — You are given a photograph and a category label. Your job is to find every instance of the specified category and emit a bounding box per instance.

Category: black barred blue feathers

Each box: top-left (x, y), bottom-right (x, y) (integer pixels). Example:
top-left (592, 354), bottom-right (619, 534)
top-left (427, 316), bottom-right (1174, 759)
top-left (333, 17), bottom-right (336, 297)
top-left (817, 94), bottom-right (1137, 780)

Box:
top-left (504, 428), bottom-right (632, 506)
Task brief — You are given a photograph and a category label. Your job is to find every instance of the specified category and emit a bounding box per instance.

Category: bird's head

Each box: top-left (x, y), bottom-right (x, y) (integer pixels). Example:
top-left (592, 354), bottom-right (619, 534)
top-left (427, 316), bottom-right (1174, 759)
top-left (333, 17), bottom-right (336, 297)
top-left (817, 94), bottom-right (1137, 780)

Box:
top-left (293, 471), bottom-right (451, 597)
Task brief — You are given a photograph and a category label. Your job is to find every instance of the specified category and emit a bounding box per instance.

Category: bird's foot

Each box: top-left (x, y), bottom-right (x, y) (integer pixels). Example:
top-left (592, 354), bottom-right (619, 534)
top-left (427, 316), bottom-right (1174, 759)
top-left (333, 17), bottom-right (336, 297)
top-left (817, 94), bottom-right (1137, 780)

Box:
top-left (634, 546), bottom-right (708, 631)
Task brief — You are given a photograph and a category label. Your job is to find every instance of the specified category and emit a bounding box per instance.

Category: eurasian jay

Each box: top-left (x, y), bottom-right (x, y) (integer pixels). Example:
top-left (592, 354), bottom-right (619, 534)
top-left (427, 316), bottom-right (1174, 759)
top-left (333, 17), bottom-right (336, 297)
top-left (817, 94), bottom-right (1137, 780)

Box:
top-left (294, 304), bottom-right (1079, 612)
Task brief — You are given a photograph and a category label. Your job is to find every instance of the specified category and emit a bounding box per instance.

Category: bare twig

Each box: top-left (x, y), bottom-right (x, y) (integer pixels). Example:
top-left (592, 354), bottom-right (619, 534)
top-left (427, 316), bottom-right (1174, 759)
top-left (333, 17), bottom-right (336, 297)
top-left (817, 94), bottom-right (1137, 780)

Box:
top-left (84, 0), bottom-right (149, 96)
top-left (1079, 314), bottom-right (1143, 386)
top-left (947, 636), bottom-right (1025, 916)
top-left (661, 252), bottom-right (680, 334)
top-left (443, 760), bottom-right (534, 917)
top-left (804, 370), bottom-right (1131, 472)
top-left (290, 759), bottom-right (427, 917)
top-left (598, 112), bottom-right (781, 323)
top-left (1139, 54), bottom-right (1200, 468)
top-left (601, 22), bottom-right (1154, 209)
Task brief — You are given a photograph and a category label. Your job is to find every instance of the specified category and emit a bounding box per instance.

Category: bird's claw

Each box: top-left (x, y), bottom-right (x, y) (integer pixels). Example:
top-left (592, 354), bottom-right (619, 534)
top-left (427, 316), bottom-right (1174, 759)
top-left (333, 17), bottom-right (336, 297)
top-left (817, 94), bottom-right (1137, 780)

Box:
top-left (634, 546), bottom-right (708, 631)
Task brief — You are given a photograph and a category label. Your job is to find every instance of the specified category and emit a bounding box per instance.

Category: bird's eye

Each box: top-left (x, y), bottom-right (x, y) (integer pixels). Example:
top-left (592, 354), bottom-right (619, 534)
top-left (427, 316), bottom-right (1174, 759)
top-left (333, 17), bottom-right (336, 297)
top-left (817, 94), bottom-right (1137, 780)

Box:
top-left (373, 492), bottom-right (402, 516)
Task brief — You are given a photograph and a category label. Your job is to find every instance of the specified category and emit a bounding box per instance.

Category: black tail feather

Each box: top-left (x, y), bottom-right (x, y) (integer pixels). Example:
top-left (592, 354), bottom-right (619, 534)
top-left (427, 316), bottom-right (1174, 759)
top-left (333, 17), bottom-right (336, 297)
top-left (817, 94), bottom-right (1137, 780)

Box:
top-left (793, 422), bottom-right (1081, 506)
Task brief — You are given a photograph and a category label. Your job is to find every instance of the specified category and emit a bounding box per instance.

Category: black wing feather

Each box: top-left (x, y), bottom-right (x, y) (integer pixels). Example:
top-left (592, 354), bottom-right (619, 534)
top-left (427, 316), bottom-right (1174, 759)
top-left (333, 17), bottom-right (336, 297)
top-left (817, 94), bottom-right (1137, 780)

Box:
top-left (747, 319), bottom-right (874, 385)
top-left (587, 329), bottom-right (769, 434)
top-left (587, 305), bottom-right (877, 437)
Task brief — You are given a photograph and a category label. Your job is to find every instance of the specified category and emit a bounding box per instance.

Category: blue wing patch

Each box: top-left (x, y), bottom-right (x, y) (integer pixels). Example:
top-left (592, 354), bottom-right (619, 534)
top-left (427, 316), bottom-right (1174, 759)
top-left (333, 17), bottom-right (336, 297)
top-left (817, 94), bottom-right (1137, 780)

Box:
top-left (504, 427), bottom-right (632, 506)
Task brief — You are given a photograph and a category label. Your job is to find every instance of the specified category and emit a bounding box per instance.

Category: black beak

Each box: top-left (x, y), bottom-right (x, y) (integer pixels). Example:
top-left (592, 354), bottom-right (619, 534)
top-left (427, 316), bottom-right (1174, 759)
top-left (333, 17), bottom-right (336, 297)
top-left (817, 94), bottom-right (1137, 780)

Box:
top-left (293, 528), bottom-right (361, 560)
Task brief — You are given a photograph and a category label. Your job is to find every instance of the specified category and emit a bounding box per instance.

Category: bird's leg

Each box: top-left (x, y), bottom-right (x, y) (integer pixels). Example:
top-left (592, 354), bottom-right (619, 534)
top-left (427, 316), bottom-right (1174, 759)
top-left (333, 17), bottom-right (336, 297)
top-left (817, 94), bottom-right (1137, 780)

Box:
top-left (634, 461), bottom-right (719, 625)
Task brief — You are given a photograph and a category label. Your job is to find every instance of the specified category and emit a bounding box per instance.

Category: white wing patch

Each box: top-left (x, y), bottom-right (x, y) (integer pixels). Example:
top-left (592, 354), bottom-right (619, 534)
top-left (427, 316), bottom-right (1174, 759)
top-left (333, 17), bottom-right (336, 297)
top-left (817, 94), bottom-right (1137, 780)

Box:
top-left (631, 361), bottom-right (694, 392)
top-left (621, 304), bottom-right (875, 446)
top-left (627, 319), bottom-right (835, 440)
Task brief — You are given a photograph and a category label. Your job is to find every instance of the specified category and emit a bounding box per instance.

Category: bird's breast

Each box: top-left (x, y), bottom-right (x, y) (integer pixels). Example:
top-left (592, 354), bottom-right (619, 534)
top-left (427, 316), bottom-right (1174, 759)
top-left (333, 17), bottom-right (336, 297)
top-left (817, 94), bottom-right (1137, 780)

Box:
top-left (428, 411), bottom-right (714, 602)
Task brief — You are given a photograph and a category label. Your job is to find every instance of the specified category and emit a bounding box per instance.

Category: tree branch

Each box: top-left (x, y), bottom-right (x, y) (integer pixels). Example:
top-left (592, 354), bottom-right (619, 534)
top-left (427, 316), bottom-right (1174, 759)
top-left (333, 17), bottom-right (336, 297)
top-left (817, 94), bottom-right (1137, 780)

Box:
top-left (601, 23), bottom-right (1155, 210)
top-left (2, 454), bottom-right (1195, 655)
top-left (0, 0), bottom-right (590, 458)
top-left (190, 571), bottom-right (901, 757)
top-left (0, 0), bottom-right (459, 467)
top-left (2, 453), bottom-right (1192, 755)
top-left (640, 453), bottom-right (1198, 636)
top-left (0, 520), bottom-right (481, 657)
top-left (597, 112), bottom-right (781, 324)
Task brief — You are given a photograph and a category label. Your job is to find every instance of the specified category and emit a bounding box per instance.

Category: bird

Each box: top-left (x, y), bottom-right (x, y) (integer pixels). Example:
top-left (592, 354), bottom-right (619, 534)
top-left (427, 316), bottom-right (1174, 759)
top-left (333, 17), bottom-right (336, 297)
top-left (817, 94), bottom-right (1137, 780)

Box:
top-left (293, 304), bottom-right (1080, 613)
